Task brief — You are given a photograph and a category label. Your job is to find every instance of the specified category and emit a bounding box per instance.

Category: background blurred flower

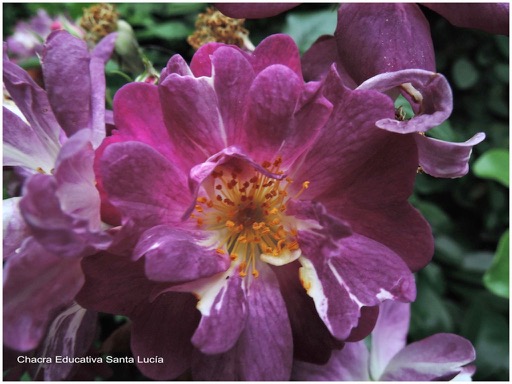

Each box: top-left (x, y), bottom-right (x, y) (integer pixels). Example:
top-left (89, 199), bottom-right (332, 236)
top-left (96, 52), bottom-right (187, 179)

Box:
top-left (292, 300), bottom-right (476, 381)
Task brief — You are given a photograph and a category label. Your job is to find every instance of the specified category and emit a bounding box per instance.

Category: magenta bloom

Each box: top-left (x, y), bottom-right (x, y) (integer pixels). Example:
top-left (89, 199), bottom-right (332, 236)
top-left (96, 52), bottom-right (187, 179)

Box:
top-left (292, 300), bottom-right (476, 381)
top-left (77, 34), bottom-right (435, 380)
top-left (3, 30), bottom-right (116, 351)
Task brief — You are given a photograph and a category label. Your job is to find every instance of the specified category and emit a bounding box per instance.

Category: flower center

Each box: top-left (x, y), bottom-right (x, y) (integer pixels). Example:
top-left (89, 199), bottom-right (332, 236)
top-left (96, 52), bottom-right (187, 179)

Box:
top-left (191, 157), bottom-right (309, 278)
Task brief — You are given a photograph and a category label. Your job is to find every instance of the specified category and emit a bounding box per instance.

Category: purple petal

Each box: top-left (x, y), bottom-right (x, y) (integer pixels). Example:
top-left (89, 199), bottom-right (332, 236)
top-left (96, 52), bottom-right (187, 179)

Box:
top-left (292, 342), bottom-right (370, 381)
top-left (357, 69), bottom-right (453, 134)
top-left (3, 197), bottom-right (30, 259)
top-left (248, 34), bottom-right (302, 78)
top-left (415, 132), bottom-right (486, 178)
top-left (3, 59), bottom-right (62, 159)
top-left (211, 46), bottom-right (254, 145)
top-left (298, 232), bottom-right (416, 340)
top-left (335, 3), bottom-right (435, 84)
top-left (369, 301), bottom-right (410, 379)
top-left (3, 106), bottom-right (57, 174)
top-left (42, 31), bottom-right (92, 139)
top-left (76, 252), bottom-right (162, 316)
top-left (193, 263), bottom-right (293, 380)
top-left (34, 303), bottom-right (97, 381)
top-left (423, 3), bottom-right (509, 36)
top-left (134, 225), bottom-right (230, 282)
top-left (380, 333), bottom-right (476, 381)
top-left (215, 3), bottom-right (299, 18)
top-left (297, 68), bottom-right (433, 272)
top-left (19, 132), bottom-right (110, 258)
top-left (131, 292), bottom-right (199, 380)
top-left (111, 83), bottom-right (179, 167)
top-left (214, 269), bottom-right (291, 379)
top-left (3, 238), bottom-right (84, 351)
top-left (99, 141), bottom-right (190, 228)
top-left (272, 262), bottom-right (343, 364)
top-left (159, 72), bottom-right (224, 166)
top-left (244, 65), bottom-right (331, 166)
top-left (301, 35), bottom-right (357, 87)
top-left (91, 32), bottom-right (117, 62)
top-left (192, 274), bottom-right (247, 354)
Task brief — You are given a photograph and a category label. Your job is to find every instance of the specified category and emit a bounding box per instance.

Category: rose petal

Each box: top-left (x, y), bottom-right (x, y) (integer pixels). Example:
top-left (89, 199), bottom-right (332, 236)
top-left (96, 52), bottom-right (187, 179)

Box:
top-left (415, 132), bottom-right (486, 178)
top-left (3, 238), bottom-right (84, 351)
top-left (423, 3), bottom-right (509, 36)
top-left (292, 341), bottom-right (370, 381)
top-left (357, 69), bottom-right (453, 134)
top-left (100, 141), bottom-right (190, 227)
top-left (42, 31), bottom-right (92, 139)
top-left (336, 3), bottom-right (435, 84)
top-left (191, 273), bottom-right (247, 354)
top-left (135, 225), bottom-right (230, 282)
top-left (380, 333), bottom-right (476, 381)
top-left (369, 301), bottom-right (410, 380)
top-left (3, 106), bottom-right (56, 174)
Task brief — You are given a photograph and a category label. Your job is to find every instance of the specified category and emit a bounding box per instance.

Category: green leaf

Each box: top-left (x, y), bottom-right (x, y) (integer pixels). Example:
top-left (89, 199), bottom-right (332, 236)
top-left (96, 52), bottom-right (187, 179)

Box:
top-left (483, 229), bottom-right (509, 298)
top-left (137, 21), bottom-right (191, 40)
top-left (473, 148), bottom-right (509, 187)
top-left (283, 9), bottom-right (337, 54)
top-left (452, 57), bottom-right (479, 89)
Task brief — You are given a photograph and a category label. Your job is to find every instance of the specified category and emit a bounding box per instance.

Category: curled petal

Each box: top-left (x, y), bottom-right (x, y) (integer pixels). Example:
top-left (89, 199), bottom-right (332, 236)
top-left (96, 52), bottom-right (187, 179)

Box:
top-left (357, 69), bottom-right (453, 134)
top-left (415, 132), bottom-right (486, 178)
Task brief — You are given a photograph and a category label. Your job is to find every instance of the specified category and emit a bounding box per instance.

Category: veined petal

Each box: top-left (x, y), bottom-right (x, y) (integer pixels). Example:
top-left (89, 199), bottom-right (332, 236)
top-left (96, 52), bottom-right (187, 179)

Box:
top-left (357, 69), bottom-right (453, 134)
top-left (20, 174), bottom-right (110, 258)
top-left (244, 64), bottom-right (331, 166)
top-left (191, 273), bottom-right (248, 354)
top-left (100, 141), bottom-right (190, 227)
top-left (336, 3), bottom-right (435, 84)
top-left (3, 238), bottom-right (84, 351)
top-left (292, 342), bottom-right (370, 381)
top-left (134, 225), bottom-right (230, 281)
top-left (194, 263), bottom-right (292, 380)
top-left (249, 34), bottom-right (302, 78)
top-left (298, 232), bottom-right (415, 340)
top-left (111, 83), bottom-right (179, 168)
top-left (3, 107), bottom-right (56, 174)
top-left (415, 132), bottom-right (486, 178)
top-left (380, 333), bottom-right (476, 381)
top-left (159, 72), bottom-right (224, 165)
top-left (34, 302), bottom-right (97, 381)
top-left (272, 261), bottom-right (343, 364)
top-left (369, 301), bottom-right (410, 380)
top-left (42, 31), bottom-right (92, 139)
top-left (211, 46), bottom-right (255, 146)
top-left (3, 59), bottom-right (62, 159)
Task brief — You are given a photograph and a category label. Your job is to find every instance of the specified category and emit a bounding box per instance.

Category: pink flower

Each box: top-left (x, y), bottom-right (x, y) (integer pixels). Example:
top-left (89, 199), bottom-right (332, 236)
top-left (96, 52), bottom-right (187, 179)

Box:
top-left (78, 34), bottom-right (434, 380)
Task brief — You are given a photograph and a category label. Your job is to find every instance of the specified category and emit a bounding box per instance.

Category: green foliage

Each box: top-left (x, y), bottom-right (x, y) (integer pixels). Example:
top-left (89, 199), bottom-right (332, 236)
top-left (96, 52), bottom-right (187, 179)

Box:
top-left (283, 7), bottom-right (338, 54)
top-left (473, 148), bottom-right (509, 187)
top-left (483, 230), bottom-right (510, 298)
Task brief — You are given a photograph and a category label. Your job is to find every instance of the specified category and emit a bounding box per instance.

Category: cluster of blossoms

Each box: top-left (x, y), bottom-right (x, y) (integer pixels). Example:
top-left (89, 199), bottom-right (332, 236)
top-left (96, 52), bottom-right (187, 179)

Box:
top-left (3, 3), bottom-right (508, 381)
